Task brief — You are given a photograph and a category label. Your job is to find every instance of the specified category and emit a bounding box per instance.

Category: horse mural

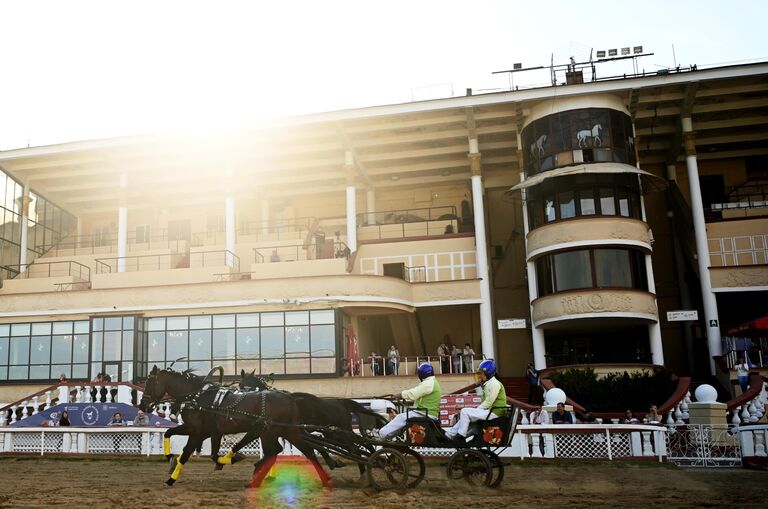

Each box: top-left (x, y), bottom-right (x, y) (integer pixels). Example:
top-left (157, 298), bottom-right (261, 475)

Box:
top-left (139, 366), bottom-right (334, 488)
top-left (577, 124), bottom-right (603, 148)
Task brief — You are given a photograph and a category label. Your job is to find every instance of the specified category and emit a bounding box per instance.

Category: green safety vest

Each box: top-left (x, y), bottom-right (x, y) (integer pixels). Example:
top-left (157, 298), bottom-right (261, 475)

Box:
top-left (484, 379), bottom-right (507, 416)
top-left (414, 377), bottom-right (442, 418)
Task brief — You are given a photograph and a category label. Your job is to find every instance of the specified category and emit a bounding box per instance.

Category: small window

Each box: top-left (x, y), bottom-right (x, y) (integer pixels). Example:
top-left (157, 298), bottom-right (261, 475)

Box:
top-left (579, 190), bottom-right (596, 215)
top-left (599, 188), bottom-right (616, 215)
top-left (559, 191), bottom-right (576, 219)
top-left (544, 196), bottom-right (556, 222)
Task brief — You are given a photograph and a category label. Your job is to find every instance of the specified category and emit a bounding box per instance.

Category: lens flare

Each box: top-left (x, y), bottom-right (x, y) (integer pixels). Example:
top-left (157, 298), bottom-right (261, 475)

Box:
top-left (246, 458), bottom-right (331, 508)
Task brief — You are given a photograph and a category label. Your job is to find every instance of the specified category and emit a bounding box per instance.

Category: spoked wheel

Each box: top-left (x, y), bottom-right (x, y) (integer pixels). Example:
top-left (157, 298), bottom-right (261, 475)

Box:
top-left (483, 450), bottom-right (505, 488)
top-left (446, 449), bottom-right (492, 487)
top-left (402, 449), bottom-right (426, 488)
top-left (366, 447), bottom-right (410, 491)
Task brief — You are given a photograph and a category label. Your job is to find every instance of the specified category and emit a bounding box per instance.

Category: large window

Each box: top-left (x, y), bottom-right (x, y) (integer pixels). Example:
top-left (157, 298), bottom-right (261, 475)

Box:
top-left (535, 248), bottom-right (648, 297)
top-left (91, 316), bottom-right (136, 382)
top-left (521, 108), bottom-right (636, 175)
top-left (141, 309), bottom-right (338, 377)
top-left (0, 321), bottom-right (90, 381)
top-left (527, 174), bottom-right (642, 229)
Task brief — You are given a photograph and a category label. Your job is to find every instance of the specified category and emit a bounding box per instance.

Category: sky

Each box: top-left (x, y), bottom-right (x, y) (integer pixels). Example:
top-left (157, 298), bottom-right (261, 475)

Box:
top-left (0, 0), bottom-right (766, 150)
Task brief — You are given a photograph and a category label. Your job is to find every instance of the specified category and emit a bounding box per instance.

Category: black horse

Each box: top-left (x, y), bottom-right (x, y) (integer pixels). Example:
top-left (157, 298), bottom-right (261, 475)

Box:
top-left (240, 370), bottom-right (387, 478)
top-left (139, 366), bottom-right (333, 488)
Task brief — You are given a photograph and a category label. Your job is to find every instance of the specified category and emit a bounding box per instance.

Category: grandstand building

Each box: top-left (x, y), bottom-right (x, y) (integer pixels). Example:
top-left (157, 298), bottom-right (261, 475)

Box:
top-left (1, 61), bottom-right (767, 402)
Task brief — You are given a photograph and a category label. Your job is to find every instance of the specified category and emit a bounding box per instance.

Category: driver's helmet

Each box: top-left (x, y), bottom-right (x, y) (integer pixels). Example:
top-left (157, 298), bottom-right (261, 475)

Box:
top-left (417, 362), bottom-right (434, 380)
top-left (477, 359), bottom-right (496, 378)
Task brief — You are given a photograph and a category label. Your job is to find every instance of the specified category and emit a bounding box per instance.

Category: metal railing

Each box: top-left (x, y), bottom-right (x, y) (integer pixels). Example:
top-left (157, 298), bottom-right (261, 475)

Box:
top-left (358, 205), bottom-right (458, 225)
top-left (254, 241), bottom-right (349, 263)
top-left (348, 355), bottom-right (482, 377)
top-left (1, 261), bottom-right (90, 281)
top-left (709, 234), bottom-right (768, 266)
top-left (190, 250), bottom-right (240, 272)
top-left (35, 230), bottom-right (185, 256)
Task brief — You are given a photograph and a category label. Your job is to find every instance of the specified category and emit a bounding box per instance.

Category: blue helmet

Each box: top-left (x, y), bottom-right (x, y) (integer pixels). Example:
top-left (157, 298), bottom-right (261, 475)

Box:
top-left (477, 359), bottom-right (496, 378)
top-left (417, 362), bottom-right (434, 380)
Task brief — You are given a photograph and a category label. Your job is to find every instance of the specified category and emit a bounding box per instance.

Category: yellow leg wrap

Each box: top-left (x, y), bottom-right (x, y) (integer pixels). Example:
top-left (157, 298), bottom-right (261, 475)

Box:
top-left (170, 457), bottom-right (184, 481)
top-left (163, 438), bottom-right (171, 456)
top-left (217, 450), bottom-right (234, 465)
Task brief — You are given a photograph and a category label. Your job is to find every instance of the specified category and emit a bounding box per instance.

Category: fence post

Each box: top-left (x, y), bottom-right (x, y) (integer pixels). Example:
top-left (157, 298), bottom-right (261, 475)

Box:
top-left (40, 430), bottom-right (45, 456)
top-left (605, 429), bottom-right (612, 460)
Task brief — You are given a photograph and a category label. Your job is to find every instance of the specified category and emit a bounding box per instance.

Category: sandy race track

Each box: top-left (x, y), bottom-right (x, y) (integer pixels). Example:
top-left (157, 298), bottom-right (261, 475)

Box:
top-left (0, 456), bottom-right (765, 508)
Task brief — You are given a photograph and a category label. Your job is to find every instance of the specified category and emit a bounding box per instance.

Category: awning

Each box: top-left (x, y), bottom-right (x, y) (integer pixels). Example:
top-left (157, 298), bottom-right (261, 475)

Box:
top-left (725, 315), bottom-right (768, 336)
top-left (508, 163), bottom-right (668, 194)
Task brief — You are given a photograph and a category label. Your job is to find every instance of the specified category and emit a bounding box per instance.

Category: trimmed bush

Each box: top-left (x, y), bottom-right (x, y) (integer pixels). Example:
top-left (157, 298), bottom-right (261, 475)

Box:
top-left (549, 368), bottom-right (676, 413)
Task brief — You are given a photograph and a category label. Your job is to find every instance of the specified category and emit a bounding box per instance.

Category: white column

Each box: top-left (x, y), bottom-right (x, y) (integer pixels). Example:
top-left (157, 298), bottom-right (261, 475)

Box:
top-left (117, 174), bottom-right (128, 273)
top-left (260, 199), bottom-right (270, 235)
top-left (366, 189), bottom-right (376, 226)
top-left (18, 182), bottom-right (30, 272)
top-left (225, 197), bottom-right (235, 268)
top-left (682, 117), bottom-right (721, 374)
top-left (520, 175), bottom-right (547, 369)
top-left (638, 179), bottom-right (664, 366)
top-left (469, 138), bottom-right (495, 360)
top-left (345, 151), bottom-right (357, 253)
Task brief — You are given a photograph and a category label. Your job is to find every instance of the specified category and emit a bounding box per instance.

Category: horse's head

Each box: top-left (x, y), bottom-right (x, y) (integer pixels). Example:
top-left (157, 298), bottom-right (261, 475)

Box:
top-left (139, 365), bottom-right (166, 412)
top-left (239, 369), bottom-right (273, 391)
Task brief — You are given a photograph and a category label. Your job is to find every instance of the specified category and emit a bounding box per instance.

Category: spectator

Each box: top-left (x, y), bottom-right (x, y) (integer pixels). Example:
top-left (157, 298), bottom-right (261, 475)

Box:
top-left (576, 408), bottom-right (597, 424)
top-left (552, 402), bottom-right (573, 424)
top-left (437, 342), bottom-right (450, 374)
top-left (270, 249), bottom-right (280, 262)
top-left (462, 343), bottom-right (475, 373)
top-left (529, 405), bottom-right (549, 425)
top-left (646, 405), bottom-right (662, 423)
top-left (386, 345), bottom-right (400, 375)
top-left (378, 363), bottom-right (441, 439)
top-left (445, 360), bottom-right (506, 440)
top-left (369, 352), bottom-right (382, 376)
top-left (620, 409), bottom-right (639, 424)
top-left (133, 410), bottom-right (149, 427)
top-left (58, 373), bottom-right (68, 383)
top-left (525, 363), bottom-right (540, 404)
top-left (450, 344), bottom-right (462, 374)
top-left (736, 355), bottom-right (750, 394)
top-left (108, 411), bottom-right (125, 453)
top-left (58, 410), bottom-right (71, 426)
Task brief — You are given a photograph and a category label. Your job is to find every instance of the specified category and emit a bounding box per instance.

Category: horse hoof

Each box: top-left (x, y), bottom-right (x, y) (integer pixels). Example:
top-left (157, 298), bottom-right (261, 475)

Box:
top-left (165, 479), bottom-right (176, 487)
top-left (214, 463), bottom-right (224, 471)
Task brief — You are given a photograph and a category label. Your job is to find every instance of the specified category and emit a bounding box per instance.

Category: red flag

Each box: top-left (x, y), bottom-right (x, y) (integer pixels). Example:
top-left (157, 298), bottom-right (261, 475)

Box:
top-left (346, 325), bottom-right (361, 376)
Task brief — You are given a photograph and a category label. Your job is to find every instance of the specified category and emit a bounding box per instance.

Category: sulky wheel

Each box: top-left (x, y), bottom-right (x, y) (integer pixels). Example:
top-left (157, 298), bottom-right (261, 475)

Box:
top-left (446, 449), bottom-right (492, 487)
top-left (483, 450), bottom-right (505, 488)
top-left (366, 447), bottom-right (410, 491)
top-left (402, 448), bottom-right (426, 488)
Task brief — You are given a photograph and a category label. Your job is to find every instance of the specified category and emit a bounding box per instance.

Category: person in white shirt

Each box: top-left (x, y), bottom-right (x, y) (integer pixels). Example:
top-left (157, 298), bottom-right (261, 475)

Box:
top-left (736, 355), bottom-right (750, 393)
top-left (529, 405), bottom-right (549, 424)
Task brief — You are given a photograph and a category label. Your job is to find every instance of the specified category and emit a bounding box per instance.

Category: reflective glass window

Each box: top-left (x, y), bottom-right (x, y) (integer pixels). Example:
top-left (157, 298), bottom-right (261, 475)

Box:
top-left (236, 328), bottom-right (260, 359)
top-left (553, 251), bottom-right (591, 291)
top-left (30, 336), bottom-right (51, 364)
top-left (599, 188), bottom-right (616, 215)
top-left (166, 331), bottom-right (188, 360)
top-left (559, 191), bottom-right (576, 219)
top-left (285, 326), bottom-right (309, 354)
top-left (579, 189), bottom-right (596, 215)
top-left (594, 249), bottom-right (633, 287)
top-left (212, 329), bottom-right (235, 359)
top-left (190, 330), bottom-right (212, 359)
top-left (9, 337), bottom-right (30, 365)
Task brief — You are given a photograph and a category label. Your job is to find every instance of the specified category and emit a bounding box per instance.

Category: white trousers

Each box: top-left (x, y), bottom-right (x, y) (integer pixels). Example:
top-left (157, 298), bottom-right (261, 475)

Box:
top-left (378, 410), bottom-right (435, 439)
top-left (446, 407), bottom-right (501, 438)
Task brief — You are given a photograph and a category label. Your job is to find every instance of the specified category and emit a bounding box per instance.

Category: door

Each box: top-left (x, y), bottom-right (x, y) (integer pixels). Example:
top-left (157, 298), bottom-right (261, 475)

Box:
top-left (103, 362), bottom-right (121, 383)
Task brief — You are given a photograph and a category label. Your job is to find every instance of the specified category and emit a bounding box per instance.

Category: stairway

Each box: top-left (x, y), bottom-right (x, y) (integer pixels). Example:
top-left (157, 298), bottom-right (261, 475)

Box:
top-left (501, 376), bottom-right (529, 402)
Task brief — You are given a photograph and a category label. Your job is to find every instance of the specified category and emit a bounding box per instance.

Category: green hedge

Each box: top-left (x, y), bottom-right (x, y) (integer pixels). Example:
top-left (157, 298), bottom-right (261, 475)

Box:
top-left (548, 368), bottom-right (676, 413)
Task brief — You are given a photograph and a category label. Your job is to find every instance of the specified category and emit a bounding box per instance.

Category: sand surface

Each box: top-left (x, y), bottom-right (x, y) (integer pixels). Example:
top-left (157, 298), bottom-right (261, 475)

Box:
top-left (0, 455), bottom-right (765, 508)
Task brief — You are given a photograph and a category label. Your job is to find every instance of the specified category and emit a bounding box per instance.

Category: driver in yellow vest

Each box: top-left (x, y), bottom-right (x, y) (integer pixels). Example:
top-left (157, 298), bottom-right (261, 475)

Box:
top-left (445, 359), bottom-right (506, 440)
top-left (378, 362), bottom-right (442, 440)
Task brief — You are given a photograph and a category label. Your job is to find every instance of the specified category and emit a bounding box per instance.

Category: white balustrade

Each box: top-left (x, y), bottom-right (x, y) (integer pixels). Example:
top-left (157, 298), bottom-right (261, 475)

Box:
top-left (754, 431), bottom-right (766, 457)
top-left (732, 406), bottom-right (742, 425)
top-left (44, 391), bottom-right (52, 410)
top-left (674, 403), bottom-right (684, 425)
top-left (666, 410), bottom-right (675, 426)
top-left (741, 404), bottom-right (750, 422)
top-left (31, 396), bottom-right (39, 415)
top-left (21, 402), bottom-right (29, 420)
top-left (10, 406), bottom-right (17, 425)
top-left (681, 392), bottom-right (691, 420)
top-left (530, 432), bottom-right (542, 457)
top-left (641, 432), bottom-right (654, 456)
top-left (520, 410), bottom-right (529, 424)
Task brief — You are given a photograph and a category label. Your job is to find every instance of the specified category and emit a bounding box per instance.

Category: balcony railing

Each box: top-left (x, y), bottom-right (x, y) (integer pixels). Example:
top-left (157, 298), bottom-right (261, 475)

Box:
top-left (358, 205), bottom-right (458, 225)
top-left (254, 241), bottom-right (349, 263)
top-left (358, 206), bottom-right (461, 241)
top-left (1, 261), bottom-right (91, 281)
top-left (95, 250), bottom-right (239, 274)
top-left (348, 354), bottom-right (483, 377)
top-left (35, 230), bottom-right (185, 256)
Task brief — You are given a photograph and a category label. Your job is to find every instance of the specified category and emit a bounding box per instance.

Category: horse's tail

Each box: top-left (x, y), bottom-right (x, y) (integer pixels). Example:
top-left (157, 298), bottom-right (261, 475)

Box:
top-left (341, 399), bottom-right (387, 430)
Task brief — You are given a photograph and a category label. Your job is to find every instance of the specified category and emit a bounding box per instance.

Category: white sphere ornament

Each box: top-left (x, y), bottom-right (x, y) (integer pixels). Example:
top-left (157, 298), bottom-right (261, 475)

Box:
top-left (545, 388), bottom-right (567, 405)
top-left (694, 384), bottom-right (718, 403)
